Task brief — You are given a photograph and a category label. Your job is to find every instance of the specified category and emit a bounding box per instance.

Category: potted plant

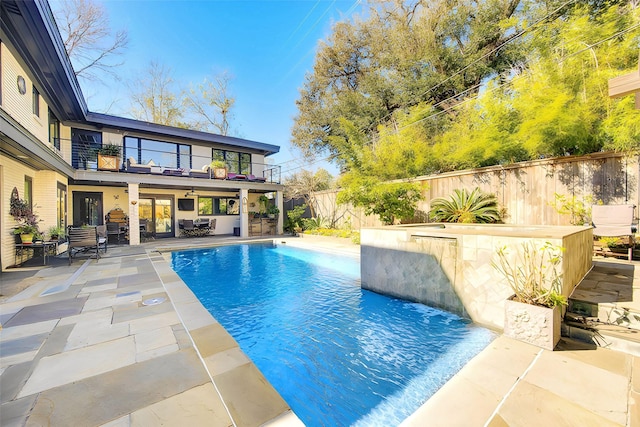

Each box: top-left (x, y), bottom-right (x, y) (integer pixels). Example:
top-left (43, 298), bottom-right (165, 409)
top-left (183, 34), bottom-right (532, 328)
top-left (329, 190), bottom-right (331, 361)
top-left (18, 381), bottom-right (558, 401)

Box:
top-left (267, 205), bottom-right (280, 219)
top-left (10, 194), bottom-right (30, 219)
top-left (258, 195), bottom-right (269, 217)
top-left (210, 160), bottom-right (227, 179)
top-left (14, 222), bottom-right (40, 244)
top-left (97, 143), bottom-right (122, 170)
top-left (491, 241), bottom-right (567, 350)
top-left (47, 225), bottom-right (66, 242)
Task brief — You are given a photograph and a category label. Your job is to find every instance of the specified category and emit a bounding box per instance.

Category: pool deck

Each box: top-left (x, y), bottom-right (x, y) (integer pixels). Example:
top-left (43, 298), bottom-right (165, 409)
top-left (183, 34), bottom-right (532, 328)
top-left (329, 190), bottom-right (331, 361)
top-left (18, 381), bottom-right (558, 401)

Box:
top-left (1, 235), bottom-right (639, 426)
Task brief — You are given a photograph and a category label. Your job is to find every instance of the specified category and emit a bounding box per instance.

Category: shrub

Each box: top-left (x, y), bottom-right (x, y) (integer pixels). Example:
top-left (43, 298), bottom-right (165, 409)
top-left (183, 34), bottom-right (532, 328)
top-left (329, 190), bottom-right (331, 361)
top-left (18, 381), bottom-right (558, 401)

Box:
top-left (429, 188), bottom-right (501, 223)
top-left (302, 216), bottom-right (328, 230)
top-left (491, 241), bottom-right (567, 308)
top-left (285, 204), bottom-right (307, 233)
top-left (301, 227), bottom-right (360, 245)
top-left (549, 193), bottom-right (597, 225)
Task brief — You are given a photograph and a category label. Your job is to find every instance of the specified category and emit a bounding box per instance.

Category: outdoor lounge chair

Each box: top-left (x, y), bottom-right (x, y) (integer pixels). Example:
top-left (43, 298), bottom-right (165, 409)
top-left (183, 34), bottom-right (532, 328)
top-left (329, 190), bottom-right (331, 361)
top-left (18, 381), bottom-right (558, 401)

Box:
top-left (227, 173), bottom-right (247, 180)
top-left (247, 174), bottom-right (267, 182)
top-left (162, 167), bottom-right (186, 176)
top-left (592, 204), bottom-right (637, 261)
top-left (67, 226), bottom-right (100, 265)
top-left (189, 164), bottom-right (211, 178)
top-left (127, 157), bottom-right (153, 173)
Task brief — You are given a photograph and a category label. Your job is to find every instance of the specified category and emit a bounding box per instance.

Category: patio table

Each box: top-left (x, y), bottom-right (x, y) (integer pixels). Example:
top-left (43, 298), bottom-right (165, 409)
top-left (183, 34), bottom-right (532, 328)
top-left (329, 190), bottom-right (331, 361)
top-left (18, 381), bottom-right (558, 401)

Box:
top-left (15, 241), bottom-right (58, 266)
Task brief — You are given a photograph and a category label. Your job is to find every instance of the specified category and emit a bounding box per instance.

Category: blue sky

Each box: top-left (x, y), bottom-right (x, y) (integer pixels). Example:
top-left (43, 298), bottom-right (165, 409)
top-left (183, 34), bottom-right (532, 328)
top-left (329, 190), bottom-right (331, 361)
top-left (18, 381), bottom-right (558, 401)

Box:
top-left (61, 0), bottom-right (364, 177)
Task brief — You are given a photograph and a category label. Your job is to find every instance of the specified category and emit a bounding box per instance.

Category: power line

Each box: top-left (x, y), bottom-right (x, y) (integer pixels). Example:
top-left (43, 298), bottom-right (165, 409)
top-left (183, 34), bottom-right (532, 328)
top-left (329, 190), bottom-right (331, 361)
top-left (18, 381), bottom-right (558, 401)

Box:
top-left (392, 20), bottom-right (640, 134)
top-left (281, 19), bottom-right (640, 177)
top-left (282, 0), bottom-right (577, 173)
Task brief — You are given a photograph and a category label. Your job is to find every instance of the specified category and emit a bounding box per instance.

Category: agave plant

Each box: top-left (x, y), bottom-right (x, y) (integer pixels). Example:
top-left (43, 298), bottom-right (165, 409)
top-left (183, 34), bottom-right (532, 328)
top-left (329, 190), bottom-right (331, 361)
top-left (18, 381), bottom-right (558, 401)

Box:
top-left (429, 188), bottom-right (501, 223)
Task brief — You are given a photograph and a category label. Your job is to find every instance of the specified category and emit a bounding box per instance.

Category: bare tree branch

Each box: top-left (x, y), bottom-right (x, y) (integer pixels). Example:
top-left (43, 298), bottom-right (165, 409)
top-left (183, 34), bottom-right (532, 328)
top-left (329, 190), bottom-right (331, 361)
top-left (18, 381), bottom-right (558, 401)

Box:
top-left (129, 61), bottom-right (185, 127)
top-left (52, 0), bottom-right (128, 82)
top-left (183, 72), bottom-right (236, 135)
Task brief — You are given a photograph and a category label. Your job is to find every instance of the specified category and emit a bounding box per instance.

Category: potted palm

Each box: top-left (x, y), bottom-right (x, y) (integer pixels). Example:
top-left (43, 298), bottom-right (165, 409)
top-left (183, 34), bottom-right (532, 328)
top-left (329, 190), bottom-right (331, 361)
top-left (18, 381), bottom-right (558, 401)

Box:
top-left (210, 160), bottom-right (227, 179)
top-left (492, 241), bottom-right (567, 350)
top-left (97, 144), bottom-right (122, 170)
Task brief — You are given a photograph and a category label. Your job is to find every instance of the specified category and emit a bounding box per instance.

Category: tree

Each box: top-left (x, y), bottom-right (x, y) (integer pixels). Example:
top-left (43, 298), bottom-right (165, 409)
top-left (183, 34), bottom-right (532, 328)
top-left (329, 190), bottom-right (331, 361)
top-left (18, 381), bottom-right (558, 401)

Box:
top-left (129, 62), bottom-right (185, 127)
top-left (337, 173), bottom-right (423, 225)
top-left (52, 0), bottom-right (128, 81)
top-left (183, 72), bottom-right (236, 135)
top-left (292, 0), bottom-right (526, 166)
top-left (284, 169), bottom-right (334, 218)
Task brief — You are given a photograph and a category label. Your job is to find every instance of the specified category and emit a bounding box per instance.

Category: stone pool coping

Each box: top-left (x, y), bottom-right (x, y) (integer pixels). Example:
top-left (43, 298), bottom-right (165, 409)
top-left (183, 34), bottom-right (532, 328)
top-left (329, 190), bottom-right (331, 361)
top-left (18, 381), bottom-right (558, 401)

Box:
top-left (152, 246), bottom-right (301, 427)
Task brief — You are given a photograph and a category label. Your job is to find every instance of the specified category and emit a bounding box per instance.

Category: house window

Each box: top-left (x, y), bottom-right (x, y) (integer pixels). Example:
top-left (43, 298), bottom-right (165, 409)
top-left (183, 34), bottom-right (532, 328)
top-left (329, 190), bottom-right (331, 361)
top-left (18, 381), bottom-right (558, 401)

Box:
top-left (24, 176), bottom-right (33, 210)
top-left (71, 128), bottom-right (102, 168)
top-left (32, 86), bottom-right (40, 117)
top-left (198, 196), bottom-right (239, 215)
top-left (213, 149), bottom-right (251, 174)
top-left (49, 109), bottom-right (60, 150)
top-left (57, 183), bottom-right (67, 228)
top-left (124, 136), bottom-right (191, 169)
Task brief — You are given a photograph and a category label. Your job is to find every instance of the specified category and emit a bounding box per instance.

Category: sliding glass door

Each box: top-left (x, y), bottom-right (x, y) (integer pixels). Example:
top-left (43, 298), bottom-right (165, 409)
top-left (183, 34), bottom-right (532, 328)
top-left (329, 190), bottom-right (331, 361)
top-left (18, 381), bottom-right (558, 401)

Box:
top-left (139, 196), bottom-right (174, 238)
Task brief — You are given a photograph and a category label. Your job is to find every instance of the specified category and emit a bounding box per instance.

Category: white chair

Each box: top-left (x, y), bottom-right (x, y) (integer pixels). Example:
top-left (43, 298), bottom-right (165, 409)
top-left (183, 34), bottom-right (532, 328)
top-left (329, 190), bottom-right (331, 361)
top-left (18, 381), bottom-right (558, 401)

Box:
top-left (592, 204), bottom-right (636, 261)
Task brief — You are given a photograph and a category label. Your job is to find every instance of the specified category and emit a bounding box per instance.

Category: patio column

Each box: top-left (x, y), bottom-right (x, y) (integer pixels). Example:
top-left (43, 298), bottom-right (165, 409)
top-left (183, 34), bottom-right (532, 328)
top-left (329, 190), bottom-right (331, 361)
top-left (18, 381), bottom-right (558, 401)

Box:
top-left (128, 183), bottom-right (140, 245)
top-left (239, 188), bottom-right (249, 238)
top-left (276, 190), bottom-right (284, 235)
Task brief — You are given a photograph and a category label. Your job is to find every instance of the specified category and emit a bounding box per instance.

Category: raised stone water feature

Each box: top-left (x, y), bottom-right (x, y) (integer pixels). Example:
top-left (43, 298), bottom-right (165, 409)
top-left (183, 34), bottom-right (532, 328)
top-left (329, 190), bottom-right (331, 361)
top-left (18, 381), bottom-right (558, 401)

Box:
top-left (360, 224), bottom-right (593, 330)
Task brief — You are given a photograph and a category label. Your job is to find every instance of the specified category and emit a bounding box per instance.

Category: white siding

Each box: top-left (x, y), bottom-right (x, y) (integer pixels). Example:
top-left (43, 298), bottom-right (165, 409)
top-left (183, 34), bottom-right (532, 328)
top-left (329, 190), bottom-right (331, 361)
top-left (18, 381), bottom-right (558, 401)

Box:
top-left (1, 44), bottom-right (49, 145)
top-left (0, 155), bottom-right (68, 269)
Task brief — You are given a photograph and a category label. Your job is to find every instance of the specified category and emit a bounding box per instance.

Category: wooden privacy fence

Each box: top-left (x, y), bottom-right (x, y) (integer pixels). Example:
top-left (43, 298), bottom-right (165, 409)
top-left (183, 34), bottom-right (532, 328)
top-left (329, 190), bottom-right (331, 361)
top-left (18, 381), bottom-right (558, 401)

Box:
top-left (310, 152), bottom-right (639, 229)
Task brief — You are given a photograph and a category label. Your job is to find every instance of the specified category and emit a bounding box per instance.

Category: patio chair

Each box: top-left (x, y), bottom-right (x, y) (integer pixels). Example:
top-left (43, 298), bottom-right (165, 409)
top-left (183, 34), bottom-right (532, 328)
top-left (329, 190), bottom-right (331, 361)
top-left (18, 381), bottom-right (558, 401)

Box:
top-left (139, 219), bottom-right (154, 242)
top-left (592, 204), bottom-right (637, 261)
top-left (96, 225), bottom-right (108, 253)
top-left (181, 219), bottom-right (195, 237)
top-left (67, 226), bottom-right (100, 265)
top-left (106, 221), bottom-right (123, 243)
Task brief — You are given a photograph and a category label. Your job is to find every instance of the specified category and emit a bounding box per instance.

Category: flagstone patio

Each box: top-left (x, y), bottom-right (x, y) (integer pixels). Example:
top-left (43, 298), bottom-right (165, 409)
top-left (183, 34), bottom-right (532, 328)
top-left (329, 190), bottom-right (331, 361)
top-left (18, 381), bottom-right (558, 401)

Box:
top-left (1, 236), bottom-right (639, 426)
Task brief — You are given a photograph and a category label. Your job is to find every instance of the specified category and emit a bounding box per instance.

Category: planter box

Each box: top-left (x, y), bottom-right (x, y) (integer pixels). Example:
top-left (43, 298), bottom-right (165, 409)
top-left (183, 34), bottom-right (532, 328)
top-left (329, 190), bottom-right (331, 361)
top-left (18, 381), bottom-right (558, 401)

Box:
top-left (98, 154), bottom-right (121, 171)
top-left (504, 297), bottom-right (561, 350)
top-left (213, 167), bottom-right (227, 179)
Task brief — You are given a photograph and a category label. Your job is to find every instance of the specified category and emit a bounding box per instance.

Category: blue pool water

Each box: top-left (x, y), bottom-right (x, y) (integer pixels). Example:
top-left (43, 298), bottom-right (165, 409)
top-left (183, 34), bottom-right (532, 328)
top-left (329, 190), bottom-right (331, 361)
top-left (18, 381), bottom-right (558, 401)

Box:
top-left (171, 243), bottom-right (495, 426)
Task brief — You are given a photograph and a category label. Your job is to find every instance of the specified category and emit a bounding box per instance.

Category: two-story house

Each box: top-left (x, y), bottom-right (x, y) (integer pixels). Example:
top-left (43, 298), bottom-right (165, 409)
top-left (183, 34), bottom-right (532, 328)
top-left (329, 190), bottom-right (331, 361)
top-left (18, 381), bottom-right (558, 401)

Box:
top-left (1, 0), bottom-right (284, 269)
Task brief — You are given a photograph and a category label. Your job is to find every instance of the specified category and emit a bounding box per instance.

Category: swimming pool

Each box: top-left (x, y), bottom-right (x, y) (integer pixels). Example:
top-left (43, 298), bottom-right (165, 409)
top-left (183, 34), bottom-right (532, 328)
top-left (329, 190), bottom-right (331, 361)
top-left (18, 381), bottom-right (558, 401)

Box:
top-left (171, 242), bottom-right (495, 426)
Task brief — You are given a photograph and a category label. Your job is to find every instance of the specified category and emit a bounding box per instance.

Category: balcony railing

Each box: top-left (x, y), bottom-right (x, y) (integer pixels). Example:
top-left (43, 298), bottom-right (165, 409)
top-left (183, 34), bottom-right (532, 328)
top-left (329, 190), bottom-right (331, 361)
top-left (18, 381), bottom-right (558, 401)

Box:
top-left (71, 140), bottom-right (281, 184)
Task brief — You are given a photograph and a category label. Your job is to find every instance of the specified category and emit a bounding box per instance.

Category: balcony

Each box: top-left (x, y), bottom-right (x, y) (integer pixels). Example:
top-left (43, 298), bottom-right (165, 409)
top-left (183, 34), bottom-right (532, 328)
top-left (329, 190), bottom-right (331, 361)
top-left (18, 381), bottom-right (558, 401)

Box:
top-left (71, 140), bottom-right (281, 184)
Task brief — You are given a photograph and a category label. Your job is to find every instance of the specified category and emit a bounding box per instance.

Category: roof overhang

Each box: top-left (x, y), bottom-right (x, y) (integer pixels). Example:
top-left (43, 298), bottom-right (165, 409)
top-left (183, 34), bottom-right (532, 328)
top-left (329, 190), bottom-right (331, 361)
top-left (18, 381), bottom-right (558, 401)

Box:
top-left (0, 108), bottom-right (76, 174)
top-left (83, 112), bottom-right (281, 156)
top-left (0, 0), bottom-right (87, 121)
